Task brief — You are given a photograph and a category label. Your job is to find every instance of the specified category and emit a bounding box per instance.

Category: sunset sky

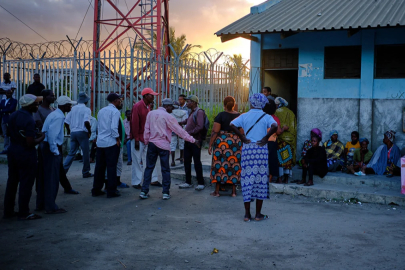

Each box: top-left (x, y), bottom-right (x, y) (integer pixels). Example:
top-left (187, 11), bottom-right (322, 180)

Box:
top-left (0, 0), bottom-right (264, 60)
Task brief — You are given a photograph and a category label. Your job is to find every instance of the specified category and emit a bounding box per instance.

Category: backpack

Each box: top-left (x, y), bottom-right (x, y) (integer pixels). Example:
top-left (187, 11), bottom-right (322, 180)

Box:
top-left (192, 108), bottom-right (210, 141)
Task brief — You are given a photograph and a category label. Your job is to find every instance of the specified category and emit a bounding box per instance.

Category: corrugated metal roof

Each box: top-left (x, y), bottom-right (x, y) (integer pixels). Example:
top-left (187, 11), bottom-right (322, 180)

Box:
top-left (215, 0), bottom-right (405, 36)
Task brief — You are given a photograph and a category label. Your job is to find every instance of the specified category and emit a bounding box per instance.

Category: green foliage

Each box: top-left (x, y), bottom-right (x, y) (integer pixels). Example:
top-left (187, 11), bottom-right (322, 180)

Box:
top-left (200, 104), bottom-right (223, 136)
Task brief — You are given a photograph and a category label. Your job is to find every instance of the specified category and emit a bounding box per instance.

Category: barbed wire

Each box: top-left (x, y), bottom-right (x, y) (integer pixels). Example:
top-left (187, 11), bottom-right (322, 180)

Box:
top-left (0, 38), bottom-right (248, 68)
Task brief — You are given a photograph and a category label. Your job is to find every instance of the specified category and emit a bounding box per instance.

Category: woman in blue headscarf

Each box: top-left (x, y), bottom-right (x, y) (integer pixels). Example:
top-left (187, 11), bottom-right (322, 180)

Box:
top-left (355, 131), bottom-right (400, 176)
top-left (230, 93), bottom-right (278, 222)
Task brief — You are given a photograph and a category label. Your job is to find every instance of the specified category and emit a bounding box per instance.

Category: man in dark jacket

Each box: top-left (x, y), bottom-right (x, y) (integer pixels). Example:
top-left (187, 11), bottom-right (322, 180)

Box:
top-left (26, 74), bottom-right (45, 96)
top-left (0, 90), bottom-right (17, 154)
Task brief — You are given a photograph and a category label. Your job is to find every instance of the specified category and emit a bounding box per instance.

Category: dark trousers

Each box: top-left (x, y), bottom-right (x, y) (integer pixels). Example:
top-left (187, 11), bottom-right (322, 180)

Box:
top-left (268, 141), bottom-right (279, 177)
top-left (302, 163), bottom-right (327, 181)
top-left (142, 142), bottom-right (170, 194)
top-left (90, 142), bottom-right (97, 160)
top-left (36, 143), bottom-right (72, 209)
top-left (184, 141), bottom-right (204, 185)
top-left (92, 144), bottom-right (120, 196)
top-left (4, 145), bottom-right (37, 217)
top-left (41, 142), bottom-right (63, 212)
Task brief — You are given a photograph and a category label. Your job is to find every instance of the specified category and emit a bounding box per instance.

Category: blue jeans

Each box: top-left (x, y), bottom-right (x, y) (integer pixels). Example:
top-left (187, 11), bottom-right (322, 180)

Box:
top-left (142, 142), bottom-right (170, 195)
top-left (126, 140), bottom-right (132, 162)
top-left (63, 131), bottom-right (90, 175)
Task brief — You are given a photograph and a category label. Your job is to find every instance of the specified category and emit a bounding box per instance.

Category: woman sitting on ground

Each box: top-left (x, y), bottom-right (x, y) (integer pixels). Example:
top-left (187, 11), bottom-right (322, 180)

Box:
top-left (323, 130), bottom-right (345, 172)
top-left (298, 136), bottom-right (328, 186)
top-left (208, 96), bottom-right (241, 197)
top-left (298, 128), bottom-right (322, 167)
top-left (355, 130), bottom-right (400, 176)
top-left (347, 138), bottom-right (373, 174)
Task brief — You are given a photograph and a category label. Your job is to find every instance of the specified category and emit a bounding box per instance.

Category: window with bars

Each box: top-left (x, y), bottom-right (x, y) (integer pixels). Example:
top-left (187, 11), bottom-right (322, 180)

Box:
top-left (375, 45), bottom-right (405, 79)
top-left (324, 46), bottom-right (361, 79)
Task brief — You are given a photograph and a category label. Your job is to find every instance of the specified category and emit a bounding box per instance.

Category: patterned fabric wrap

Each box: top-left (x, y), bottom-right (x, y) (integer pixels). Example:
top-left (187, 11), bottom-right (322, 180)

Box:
top-left (240, 142), bottom-right (269, 202)
top-left (323, 140), bottom-right (345, 160)
top-left (384, 130), bottom-right (396, 143)
top-left (210, 131), bottom-right (242, 185)
top-left (275, 97), bottom-right (289, 107)
top-left (277, 140), bottom-right (293, 170)
top-left (249, 93), bottom-right (268, 109)
top-left (301, 139), bottom-right (312, 157)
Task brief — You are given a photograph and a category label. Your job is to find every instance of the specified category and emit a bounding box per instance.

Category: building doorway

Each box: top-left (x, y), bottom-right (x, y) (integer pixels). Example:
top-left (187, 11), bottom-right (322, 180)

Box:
top-left (262, 49), bottom-right (298, 115)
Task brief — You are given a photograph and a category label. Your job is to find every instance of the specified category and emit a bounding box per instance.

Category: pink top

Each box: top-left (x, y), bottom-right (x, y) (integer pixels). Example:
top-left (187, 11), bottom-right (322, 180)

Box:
top-left (144, 107), bottom-right (195, 151)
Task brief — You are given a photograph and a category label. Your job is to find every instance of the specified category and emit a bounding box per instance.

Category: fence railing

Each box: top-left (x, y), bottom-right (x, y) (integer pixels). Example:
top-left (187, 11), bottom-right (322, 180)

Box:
top-left (0, 48), bottom-right (250, 114)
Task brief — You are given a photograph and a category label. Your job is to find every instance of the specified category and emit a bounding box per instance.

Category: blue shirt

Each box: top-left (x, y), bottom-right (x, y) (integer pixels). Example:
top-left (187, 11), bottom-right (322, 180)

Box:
top-left (230, 109), bottom-right (277, 143)
top-left (42, 108), bottom-right (65, 155)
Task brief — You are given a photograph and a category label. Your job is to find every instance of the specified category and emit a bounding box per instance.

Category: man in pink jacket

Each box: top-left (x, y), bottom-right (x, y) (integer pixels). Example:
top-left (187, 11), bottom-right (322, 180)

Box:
top-left (140, 98), bottom-right (200, 200)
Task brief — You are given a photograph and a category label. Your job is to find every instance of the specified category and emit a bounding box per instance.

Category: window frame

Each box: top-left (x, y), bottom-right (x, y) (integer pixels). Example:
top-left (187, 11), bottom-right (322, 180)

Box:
top-left (324, 46), bottom-right (362, 79)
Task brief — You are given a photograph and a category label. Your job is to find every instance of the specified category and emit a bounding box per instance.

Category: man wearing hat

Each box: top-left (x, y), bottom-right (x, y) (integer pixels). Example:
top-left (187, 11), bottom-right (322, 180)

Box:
top-left (41, 95), bottom-right (76, 214)
top-left (130, 88), bottom-right (161, 189)
top-left (92, 93), bottom-right (123, 198)
top-left (63, 92), bottom-right (94, 178)
top-left (4, 94), bottom-right (45, 220)
top-left (139, 98), bottom-right (199, 200)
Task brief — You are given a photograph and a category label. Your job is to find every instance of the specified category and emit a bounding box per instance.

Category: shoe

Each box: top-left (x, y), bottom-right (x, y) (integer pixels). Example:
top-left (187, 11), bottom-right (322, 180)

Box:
top-left (354, 171), bottom-right (366, 176)
top-left (118, 182), bottom-right (130, 188)
top-left (107, 191), bottom-right (121, 198)
top-left (179, 183), bottom-right (192, 189)
top-left (92, 190), bottom-right (106, 197)
top-left (83, 173), bottom-right (94, 178)
top-left (151, 181), bottom-right (162, 187)
top-left (74, 155), bottom-right (82, 161)
top-left (163, 193), bottom-right (171, 200)
top-left (139, 192), bottom-right (149, 199)
top-left (64, 189), bottom-right (80, 194)
top-left (132, 184), bottom-right (142, 189)
top-left (127, 161), bottom-right (132, 165)
top-left (195, 185), bottom-right (205, 191)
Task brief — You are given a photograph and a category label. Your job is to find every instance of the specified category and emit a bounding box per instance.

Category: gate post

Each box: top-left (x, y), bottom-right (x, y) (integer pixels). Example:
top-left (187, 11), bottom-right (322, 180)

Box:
top-left (72, 51), bottom-right (78, 101)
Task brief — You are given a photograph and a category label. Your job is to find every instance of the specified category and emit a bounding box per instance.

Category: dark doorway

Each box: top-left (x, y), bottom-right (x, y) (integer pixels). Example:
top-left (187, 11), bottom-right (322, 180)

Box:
top-left (262, 49), bottom-right (299, 115)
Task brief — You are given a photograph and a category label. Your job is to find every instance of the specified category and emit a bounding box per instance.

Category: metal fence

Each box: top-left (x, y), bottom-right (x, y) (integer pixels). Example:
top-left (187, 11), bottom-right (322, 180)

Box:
top-left (0, 48), bottom-right (250, 113)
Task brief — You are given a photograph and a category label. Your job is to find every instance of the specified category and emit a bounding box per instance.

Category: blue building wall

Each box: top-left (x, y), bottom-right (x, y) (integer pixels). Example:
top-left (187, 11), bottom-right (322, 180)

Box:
top-left (250, 28), bottom-right (405, 157)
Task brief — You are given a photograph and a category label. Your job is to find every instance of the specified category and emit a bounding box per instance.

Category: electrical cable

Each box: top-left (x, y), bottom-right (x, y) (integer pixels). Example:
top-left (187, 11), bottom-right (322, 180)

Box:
top-left (75, 0), bottom-right (93, 40)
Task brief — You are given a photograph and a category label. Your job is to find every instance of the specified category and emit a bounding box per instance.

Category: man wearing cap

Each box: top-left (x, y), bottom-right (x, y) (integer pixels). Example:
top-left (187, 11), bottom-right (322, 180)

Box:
top-left (139, 98), bottom-right (199, 200)
top-left (4, 94), bottom-right (45, 220)
top-left (130, 88), bottom-right (160, 189)
top-left (0, 90), bottom-right (17, 154)
top-left (41, 96), bottom-right (76, 214)
top-left (92, 93), bottom-right (123, 198)
top-left (63, 92), bottom-right (93, 178)
top-left (179, 95), bottom-right (206, 190)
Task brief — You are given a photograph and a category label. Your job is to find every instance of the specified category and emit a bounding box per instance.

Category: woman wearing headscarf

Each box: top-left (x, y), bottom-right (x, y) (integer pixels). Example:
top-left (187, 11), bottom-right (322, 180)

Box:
top-left (347, 138), bottom-right (373, 174)
top-left (274, 97), bottom-right (297, 183)
top-left (323, 130), bottom-right (345, 172)
top-left (230, 93), bottom-right (278, 222)
top-left (209, 96), bottom-right (241, 197)
top-left (355, 130), bottom-right (400, 176)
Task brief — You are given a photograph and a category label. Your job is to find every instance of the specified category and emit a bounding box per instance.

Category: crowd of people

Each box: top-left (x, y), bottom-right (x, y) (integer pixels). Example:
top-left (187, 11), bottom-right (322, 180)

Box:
top-left (0, 72), bottom-right (403, 221)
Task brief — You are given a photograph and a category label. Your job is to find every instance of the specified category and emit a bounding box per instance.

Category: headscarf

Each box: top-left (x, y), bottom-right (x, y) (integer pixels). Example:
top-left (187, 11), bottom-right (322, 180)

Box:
top-left (275, 97), bottom-right (288, 107)
top-left (311, 128), bottom-right (322, 141)
top-left (384, 130), bottom-right (396, 143)
top-left (359, 138), bottom-right (369, 144)
top-left (249, 93), bottom-right (268, 109)
top-left (329, 130), bottom-right (338, 137)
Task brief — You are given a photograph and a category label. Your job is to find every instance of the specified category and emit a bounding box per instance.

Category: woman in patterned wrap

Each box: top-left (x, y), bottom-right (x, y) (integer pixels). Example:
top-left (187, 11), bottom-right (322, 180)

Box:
top-left (208, 96), bottom-right (241, 197)
top-left (230, 93), bottom-right (278, 222)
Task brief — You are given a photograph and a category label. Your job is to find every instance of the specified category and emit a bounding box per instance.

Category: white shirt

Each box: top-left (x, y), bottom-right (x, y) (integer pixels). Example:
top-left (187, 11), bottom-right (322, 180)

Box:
top-left (231, 109), bottom-right (277, 143)
top-left (89, 116), bottom-right (98, 141)
top-left (64, 103), bottom-right (91, 133)
top-left (96, 104), bottom-right (121, 148)
top-left (0, 81), bottom-right (16, 100)
top-left (42, 108), bottom-right (65, 155)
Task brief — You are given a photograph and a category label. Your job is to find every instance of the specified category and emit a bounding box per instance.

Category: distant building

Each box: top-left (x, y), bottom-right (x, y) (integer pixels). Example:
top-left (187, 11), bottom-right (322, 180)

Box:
top-left (216, 0), bottom-right (405, 153)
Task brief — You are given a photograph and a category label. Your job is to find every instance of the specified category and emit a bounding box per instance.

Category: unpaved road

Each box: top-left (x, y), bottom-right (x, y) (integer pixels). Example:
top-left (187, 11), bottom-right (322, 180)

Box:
top-left (0, 160), bottom-right (404, 270)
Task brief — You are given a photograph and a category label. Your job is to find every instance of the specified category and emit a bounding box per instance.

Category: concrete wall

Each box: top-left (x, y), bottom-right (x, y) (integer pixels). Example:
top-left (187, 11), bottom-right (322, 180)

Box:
top-left (249, 28), bottom-right (405, 156)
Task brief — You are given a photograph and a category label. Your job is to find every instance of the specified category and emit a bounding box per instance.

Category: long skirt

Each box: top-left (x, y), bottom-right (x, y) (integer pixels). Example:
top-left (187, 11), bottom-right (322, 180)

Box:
top-left (240, 142), bottom-right (269, 202)
top-left (277, 140), bottom-right (294, 170)
top-left (210, 131), bottom-right (242, 185)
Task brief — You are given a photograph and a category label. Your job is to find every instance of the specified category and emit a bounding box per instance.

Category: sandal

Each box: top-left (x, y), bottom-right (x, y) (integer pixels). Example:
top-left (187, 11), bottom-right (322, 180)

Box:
top-left (255, 214), bottom-right (269, 221)
top-left (19, 213), bottom-right (42, 220)
top-left (46, 208), bottom-right (67, 214)
top-left (244, 214), bottom-right (252, 222)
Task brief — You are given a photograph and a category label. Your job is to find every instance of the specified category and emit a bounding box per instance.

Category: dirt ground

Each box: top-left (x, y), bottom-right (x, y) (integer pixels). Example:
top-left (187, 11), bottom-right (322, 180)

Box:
top-left (0, 160), bottom-right (404, 270)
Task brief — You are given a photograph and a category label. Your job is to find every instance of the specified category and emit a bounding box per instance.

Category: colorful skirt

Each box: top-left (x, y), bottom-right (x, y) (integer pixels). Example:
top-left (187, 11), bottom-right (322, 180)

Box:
top-left (210, 131), bottom-right (242, 185)
top-left (240, 143), bottom-right (269, 202)
top-left (277, 140), bottom-right (294, 170)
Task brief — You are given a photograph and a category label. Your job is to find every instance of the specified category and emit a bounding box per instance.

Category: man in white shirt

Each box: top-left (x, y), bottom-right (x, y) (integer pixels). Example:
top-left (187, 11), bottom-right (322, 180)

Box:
top-left (63, 92), bottom-right (93, 178)
top-left (92, 93), bottom-right (123, 198)
top-left (0, 73), bottom-right (16, 100)
top-left (41, 95), bottom-right (76, 214)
